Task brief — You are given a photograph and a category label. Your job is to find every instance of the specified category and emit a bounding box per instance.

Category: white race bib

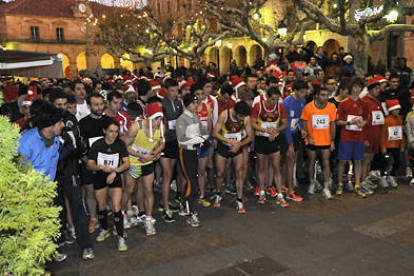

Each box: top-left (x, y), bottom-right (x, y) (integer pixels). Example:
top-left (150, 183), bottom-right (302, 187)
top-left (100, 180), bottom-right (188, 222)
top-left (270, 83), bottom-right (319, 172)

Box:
top-left (312, 115), bottom-right (329, 129)
top-left (88, 136), bottom-right (103, 147)
top-left (346, 115), bottom-right (363, 131)
top-left (388, 126), bottom-right (402, 141)
top-left (132, 144), bottom-right (151, 155)
top-left (372, 111), bottom-right (384, 125)
top-left (291, 118), bottom-right (299, 131)
top-left (97, 152), bottom-right (119, 168)
top-left (260, 121), bottom-right (277, 137)
top-left (224, 132), bottom-right (241, 146)
top-left (168, 119), bottom-right (177, 130)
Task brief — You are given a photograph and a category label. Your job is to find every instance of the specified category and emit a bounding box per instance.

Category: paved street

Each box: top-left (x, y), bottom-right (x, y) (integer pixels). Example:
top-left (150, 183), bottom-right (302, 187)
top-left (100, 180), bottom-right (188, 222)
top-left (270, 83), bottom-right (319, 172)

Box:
top-left (50, 180), bottom-right (414, 276)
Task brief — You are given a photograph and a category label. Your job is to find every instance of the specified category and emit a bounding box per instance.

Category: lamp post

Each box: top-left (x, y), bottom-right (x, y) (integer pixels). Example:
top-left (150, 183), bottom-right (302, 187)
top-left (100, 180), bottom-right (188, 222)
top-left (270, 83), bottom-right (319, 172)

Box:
top-left (386, 10), bottom-right (399, 69)
top-left (215, 40), bottom-right (222, 75)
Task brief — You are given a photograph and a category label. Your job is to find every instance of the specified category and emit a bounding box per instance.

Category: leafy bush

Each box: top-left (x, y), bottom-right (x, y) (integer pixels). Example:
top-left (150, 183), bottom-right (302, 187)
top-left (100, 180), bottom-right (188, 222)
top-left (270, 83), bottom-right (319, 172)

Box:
top-left (0, 111), bottom-right (60, 275)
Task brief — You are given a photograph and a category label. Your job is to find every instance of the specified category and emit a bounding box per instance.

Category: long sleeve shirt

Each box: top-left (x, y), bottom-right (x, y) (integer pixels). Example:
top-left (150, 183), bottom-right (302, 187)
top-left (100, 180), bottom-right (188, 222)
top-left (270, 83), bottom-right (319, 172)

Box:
top-left (381, 115), bottom-right (404, 151)
top-left (176, 109), bottom-right (209, 150)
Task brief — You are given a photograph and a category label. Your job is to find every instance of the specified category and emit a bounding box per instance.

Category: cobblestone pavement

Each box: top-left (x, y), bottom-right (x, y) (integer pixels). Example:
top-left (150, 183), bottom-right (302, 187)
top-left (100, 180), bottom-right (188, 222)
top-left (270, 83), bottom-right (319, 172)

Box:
top-left (50, 180), bottom-right (414, 276)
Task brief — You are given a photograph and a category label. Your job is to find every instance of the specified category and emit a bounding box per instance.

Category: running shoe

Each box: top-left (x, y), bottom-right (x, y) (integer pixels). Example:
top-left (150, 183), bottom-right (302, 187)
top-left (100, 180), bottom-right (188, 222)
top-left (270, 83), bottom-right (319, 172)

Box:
top-left (379, 176), bottom-right (389, 188)
top-left (225, 184), bottom-right (237, 195)
top-left (236, 200), bottom-right (246, 214)
top-left (96, 229), bottom-right (110, 242)
top-left (346, 180), bottom-right (354, 192)
top-left (308, 181), bottom-right (316, 195)
top-left (82, 248), bottom-right (95, 260)
top-left (186, 213), bottom-right (201, 228)
top-left (129, 215), bottom-right (141, 226)
top-left (123, 214), bottom-right (132, 229)
top-left (88, 217), bottom-right (99, 233)
top-left (118, 237), bottom-right (128, 252)
top-left (162, 210), bottom-right (175, 223)
top-left (282, 186), bottom-right (289, 194)
top-left (407, 167), bottom-right (413, 178)
top-left (132, 205), bottom-right (139, 216)
top-left (360, 181), bottom-right (374, 195)
top-left (336, 183), bottom-right (343, 196)
top-left (354, 186), bottom-right (366, 198)
top-left (266, 186), bottom-right (278, 198)
top-left (322, 188), bottom-right (333, 200)
top-left (158, 202), bottom-right (179, 213)
top-left (213, 195), bottom-right (222, 208)
top-left (286, 191), bottom-right (303, 202)
top-left (197, 197), bottom-right (211, 207)
top-left (52, 252), bottom-right (67, 262)
top-left (144, 220), bottom-right (156, 236)
top-left (254, 186), bottom-right (260, 197)
top-left (387, 175), bottom-right (398, 188)
top-left (410, 178), bottom-right (414, 187)
top-left (179, 202), bottom-right (190, 217)
top-left (257, 191), bottom-right (266, 204)
top-left (276, 195), bottom-right (289, 208)
top-left (64, 227), bottom-right (76, 245)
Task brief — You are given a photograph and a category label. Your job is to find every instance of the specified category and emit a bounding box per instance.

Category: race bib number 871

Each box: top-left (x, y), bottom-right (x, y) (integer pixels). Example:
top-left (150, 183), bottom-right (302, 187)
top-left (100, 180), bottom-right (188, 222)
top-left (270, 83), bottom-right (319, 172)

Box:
top-left (97, 153), bottom-right (119, 168)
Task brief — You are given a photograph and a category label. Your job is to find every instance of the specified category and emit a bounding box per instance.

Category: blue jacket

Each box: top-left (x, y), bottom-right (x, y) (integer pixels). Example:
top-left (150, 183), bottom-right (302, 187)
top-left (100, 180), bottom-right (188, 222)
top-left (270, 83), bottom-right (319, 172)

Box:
top-left (18, 127), bottom-right (60, 180)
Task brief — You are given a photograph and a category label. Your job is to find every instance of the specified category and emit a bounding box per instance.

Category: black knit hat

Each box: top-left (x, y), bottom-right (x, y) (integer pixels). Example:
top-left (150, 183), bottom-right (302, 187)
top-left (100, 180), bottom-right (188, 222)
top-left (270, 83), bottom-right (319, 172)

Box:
top-left (183, 94), bottom-right (197, 108)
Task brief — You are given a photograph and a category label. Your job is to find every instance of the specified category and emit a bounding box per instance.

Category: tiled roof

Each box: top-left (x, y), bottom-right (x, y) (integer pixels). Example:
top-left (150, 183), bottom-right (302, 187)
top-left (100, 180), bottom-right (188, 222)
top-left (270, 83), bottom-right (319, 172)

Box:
top-left (0, 0), bottom-right (113, 18)
top-left (0, 0), bottom-right (78, 17)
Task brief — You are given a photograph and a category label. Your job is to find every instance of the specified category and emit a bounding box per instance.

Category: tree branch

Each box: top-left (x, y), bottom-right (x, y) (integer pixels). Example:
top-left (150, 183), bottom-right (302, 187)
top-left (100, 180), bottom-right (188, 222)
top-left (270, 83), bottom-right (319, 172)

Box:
top-left (370, 23), bottom-right (414, 41)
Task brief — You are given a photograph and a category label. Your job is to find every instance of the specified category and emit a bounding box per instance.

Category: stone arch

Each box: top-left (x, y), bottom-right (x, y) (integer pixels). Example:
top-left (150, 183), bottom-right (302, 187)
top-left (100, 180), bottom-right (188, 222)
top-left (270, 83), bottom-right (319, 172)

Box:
top-left (220, 47), bottom-right (232, 75)
top-left (58, 52), bottom-right (71, 78)
top-left (101, 53), bottom-right (115, 69)
top-left (235, 45), bottom-right (247, 68)
top-left (249, 44), bottom-right (263, 64)
top-left (304, 41), bottom-right (317, 54)
top-left (323, 39), bottom-right (340, 57)
top-left (76, 51), bottom-right (87, 73)
top-left (208, 47), bottom-right (219, 65)
top-left (120, 54), bottom-right (134, 71)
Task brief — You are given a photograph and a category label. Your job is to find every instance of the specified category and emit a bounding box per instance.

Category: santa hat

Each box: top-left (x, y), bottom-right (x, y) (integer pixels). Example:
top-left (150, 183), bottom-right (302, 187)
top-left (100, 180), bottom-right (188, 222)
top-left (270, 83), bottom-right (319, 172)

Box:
top-left (19, 86), bottom-right (38, 107)
top-left (150, 80), bottom-right (161, 91)
top-left (179, 78), bottom-right (195, 91)
top-left (386, 99), bottom-right (401, 112)
top-left (377, 75), bottom-right (387, 83)
top-left (145, 103), bottom-right (164, 143)
top-left (231, 76), bottom-right (245, 91)
top-left (367, 77), bottom-right (380, 90)
top-left (157, 87), bottom-right (167, 99)
top-left (123, 75), bottom-right (132, 85)
top-left (124, 85), bottom-right (136, 94)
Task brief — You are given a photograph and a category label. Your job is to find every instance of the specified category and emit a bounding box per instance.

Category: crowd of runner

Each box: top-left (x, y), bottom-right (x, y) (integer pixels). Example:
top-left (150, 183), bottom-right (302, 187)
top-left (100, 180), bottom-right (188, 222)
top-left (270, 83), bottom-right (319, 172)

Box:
top-left (2, 46), bottom-right (414, 262)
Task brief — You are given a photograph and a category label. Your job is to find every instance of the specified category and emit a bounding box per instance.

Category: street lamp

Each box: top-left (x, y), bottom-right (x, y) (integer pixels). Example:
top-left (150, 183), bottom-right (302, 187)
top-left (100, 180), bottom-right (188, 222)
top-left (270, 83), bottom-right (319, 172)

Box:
top-left (227, 42), bottom-right (233, 48)
top-left (385, 10), bottom-right (399, 22)
top-left (215, 40), bottom-right (222, 47)
top-left (253, 13), bottom-right (260, 20)
top-left (278, 21), bottom-right (287, 38)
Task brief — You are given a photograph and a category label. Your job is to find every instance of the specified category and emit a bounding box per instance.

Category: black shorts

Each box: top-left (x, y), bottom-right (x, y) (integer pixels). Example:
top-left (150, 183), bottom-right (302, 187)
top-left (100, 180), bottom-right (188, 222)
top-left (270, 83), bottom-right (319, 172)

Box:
top-left (255, 136), bottom-right (281, 155)
top-left (217, 141), bottom-right (242, 158)
top-left (306, 144), bottom-right (330, 151)
top-left (162, 140), bottom-right (179, 159)
top-left (281, 132), bottom-right (303, 154)
top-left (93, 173), bottom-right (122, 190)
top-left (80, 162), bottom-right (94, 185)
top-left (127, 163), bottom-right (155, 179)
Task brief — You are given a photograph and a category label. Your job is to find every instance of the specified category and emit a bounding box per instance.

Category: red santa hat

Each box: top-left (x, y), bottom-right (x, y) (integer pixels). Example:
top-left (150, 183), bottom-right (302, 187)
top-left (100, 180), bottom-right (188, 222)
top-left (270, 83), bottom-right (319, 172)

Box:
top-left (145, 103), bottom-right (164, 142)
top-left (123, 75), bottom-right (132, 85)
top-left (179, 78), bottom-right (195, 91)
top-left (231, 76), bottom-right (245, 91)
top-left (386, 99), bottom-right (401, 112)
top-left (376, 75), bottom-right (387, 83)
top-left (124, 85), bottom-right (136, 94)
top-left (22, 86), bottom-right (38, 106)
top-left (367, 77), bottom-right (381, 90)
top-left (150, 80), bottom-right (161, 91)
top-left (157, 87), bottom-right (167, 99)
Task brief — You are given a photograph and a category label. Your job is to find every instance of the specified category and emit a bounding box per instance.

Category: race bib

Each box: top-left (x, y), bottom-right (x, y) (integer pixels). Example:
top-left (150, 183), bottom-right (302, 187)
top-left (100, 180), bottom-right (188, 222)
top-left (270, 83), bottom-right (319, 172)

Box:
top-left (260, 121), bottom-right (277, 137)
top-left (168, 119), bottom-right (177, 130)
top-left (388, 126), bottom-right (402, 141)
top-left (291, 118), bottom-right (299, 131)
top-left (224, 132), bottom-right (241, 146)
top-left (346, 115), bottom-right (362, 131)
top-left (372, 111), bottom-right (384, 125)
top-left (132, 144), bottom-right (151, 155)
top-left (88, 136), bottom-right (103, 147)
top-left (97, 152), bottom-right (119, 168)
top-left (312, 115), bottom-right (329, 129)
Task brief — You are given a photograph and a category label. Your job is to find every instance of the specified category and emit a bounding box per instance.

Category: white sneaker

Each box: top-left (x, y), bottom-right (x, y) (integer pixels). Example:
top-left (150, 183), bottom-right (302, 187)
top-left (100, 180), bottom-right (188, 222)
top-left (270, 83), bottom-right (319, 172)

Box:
top-left (144, 219), bottom-right (156, 236)
top-left (96, 229), bottom-right (110, 242)
top-left (179, 201), bottom-right (190, 217)
top-left (118, 237), bottom-right (128, 252)
top-left (407, 167), bottom-right (413, 178)
top-left (186, 213), bottom-right (200, 228)
top-left (410, 178), bottom-right (414, 187)
top-left (322, 188), bottom-right (333, 200)
top-left (123, 214), bottom-right (132, 229)
top-left (132, 205), bottom-right (139, 216)
top-left (308, 181), bottom-right (316, 195)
